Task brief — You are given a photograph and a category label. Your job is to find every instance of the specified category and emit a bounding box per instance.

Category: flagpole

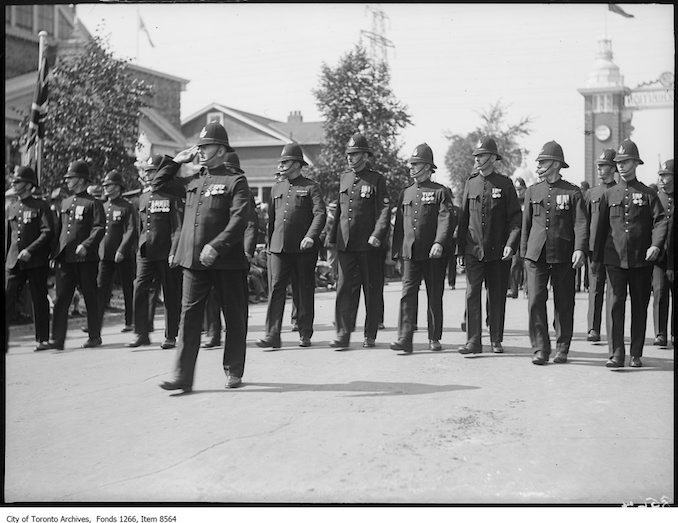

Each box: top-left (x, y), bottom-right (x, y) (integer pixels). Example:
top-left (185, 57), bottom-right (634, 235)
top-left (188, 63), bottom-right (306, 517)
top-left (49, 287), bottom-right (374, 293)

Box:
top-left (136, 6), bottom-right (140, 62)
top-left (37, 30), bottom-right (47, 187)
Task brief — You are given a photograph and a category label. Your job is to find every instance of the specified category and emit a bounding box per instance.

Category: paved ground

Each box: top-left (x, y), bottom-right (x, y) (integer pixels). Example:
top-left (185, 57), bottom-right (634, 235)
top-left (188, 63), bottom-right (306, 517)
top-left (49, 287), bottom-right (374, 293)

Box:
top-left (3, 278), bottom-right (674, 504)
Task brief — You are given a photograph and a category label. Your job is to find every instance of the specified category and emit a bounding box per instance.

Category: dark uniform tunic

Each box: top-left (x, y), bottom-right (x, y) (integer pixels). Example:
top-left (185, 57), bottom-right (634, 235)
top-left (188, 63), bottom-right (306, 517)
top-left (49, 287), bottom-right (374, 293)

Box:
top-left (328, 164), bottom-right (391, 341)
top-left (392, 179), bottom-right (454, 342)
top-left (521, 178), bottom-right (588, 356)
top-left (457, 171), bottom-right (521, 348)
top-left (585, 180), bottom-right (616, 337)
top-left (653, 186), bottom-right (673, 342)
top-left (97, 196), bottom-right (137, 328)
top-left (5, 194), bottom-right (54, 344)
top-left (156, 158), bottom-right (251, 386)
top-left (133, 186), bottom-right (183, 340)
top-left (264, 176), bottom-right (326, 341)
top-left (593, 178), bottom-right (667, 359)
top-left (51, 190), bottom-right (106, 347)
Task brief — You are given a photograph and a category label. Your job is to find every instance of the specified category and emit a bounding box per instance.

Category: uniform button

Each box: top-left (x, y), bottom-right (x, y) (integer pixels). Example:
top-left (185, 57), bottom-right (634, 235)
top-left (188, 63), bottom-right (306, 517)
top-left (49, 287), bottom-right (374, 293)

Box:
top-left (413, 227), bottom-right (416, 230)
top-left (195, 224), bottom-right (198, 227)
top-left (198, 202), bottom-right (202, 205)
top-left (348, 218), bottom-right (352, 221)
top-left (545, 227), bottom-right (549, 230)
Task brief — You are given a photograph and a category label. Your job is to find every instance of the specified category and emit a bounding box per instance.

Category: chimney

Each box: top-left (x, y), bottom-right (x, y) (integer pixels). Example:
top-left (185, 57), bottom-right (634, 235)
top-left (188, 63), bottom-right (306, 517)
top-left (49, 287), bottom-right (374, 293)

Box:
top-left (287, 110), bottom-right (303, 124)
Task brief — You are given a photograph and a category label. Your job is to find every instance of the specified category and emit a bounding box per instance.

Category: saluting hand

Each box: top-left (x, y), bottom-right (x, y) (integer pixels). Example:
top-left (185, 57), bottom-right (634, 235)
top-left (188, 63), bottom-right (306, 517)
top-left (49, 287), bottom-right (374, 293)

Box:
top-left (571, 249), bottom-right (585, 269)
top-left (645, 246), bottom-right (661, 262)
top-left (300, 237), bottom-right (315, 250)
top-left (368, 236), bottom-right (381, 248)
top-left (501, 246), bottom-right (514, 260)
top-left (429, 243), bottom-right (443, 258)
top-left (199, 244), bottom-right (219, 267)
top-left (75, 244), bottom-right (87, 257)
top-left (174, 146), bottom-right (198, 164)
top-left (17, 249), bottom-right (32, 262)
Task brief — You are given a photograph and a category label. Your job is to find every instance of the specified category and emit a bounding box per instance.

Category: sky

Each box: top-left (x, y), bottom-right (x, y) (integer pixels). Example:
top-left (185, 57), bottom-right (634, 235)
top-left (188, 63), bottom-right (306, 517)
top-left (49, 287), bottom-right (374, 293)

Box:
top-left (76, 2), bottom-right (675, 186)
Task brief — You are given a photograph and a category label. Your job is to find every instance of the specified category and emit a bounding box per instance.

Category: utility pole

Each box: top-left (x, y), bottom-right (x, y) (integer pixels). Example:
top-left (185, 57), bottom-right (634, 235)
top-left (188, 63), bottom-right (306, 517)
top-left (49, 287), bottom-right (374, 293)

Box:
top-left (359, 4), bottom-right (394, 65)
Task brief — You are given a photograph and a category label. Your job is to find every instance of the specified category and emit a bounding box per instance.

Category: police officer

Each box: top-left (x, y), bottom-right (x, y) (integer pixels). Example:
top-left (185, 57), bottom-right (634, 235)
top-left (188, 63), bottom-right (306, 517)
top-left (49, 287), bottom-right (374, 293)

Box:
top-left (456, 137), bottom-right (522, 354)
top-left (5, 166), bottom-right (54, 351)
top-left (585, 149), bottom-right (618, 343)
top-left (156, 122), bottom-right (251, 392)
top-left (48, 160), bottom-right (106, 350)
top-left (390, 144), bottom-right (454, 353)
top-left (507, 177), bottom-right (527, 298)
top-left (128, 154), bottom-right (183, 349)
top-left (257, 143), bottom-right (326, 349)
top-left (521, 141), bottom-right (588, 365)
top-left (97, 170), bottom-right (137, 332)
top-left (593, 140), bottom-right (667, 367)
top-left (653, 159), bottom-right (674, 347)
top-left (328, 133), bottom-right (391, 349)
top-left (202, 152), bottom-right (259, 349)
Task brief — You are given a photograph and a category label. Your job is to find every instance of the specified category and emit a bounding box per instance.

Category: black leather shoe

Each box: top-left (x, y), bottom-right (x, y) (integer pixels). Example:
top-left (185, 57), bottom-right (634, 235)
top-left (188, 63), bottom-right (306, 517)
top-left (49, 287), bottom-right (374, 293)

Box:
top-left (159, 380), bottom-right (192, 393)
top-left (429, 340), bottom-right (442, 351)
top-left (299, 337), bottom-right (311, 347)
top-left (605, 357), bottom-right (624, 368)
top-left (34, 341), bottom-right (52, 352)
top-left (45, 341), bottom-right (64, 351)
top-left (82, 337), bottom-right (102, 348)
top-left (587, 330), bottom-right (601, 342)
top-left (378, 323), bottom-right (385, 330)
top-left (161, 337), bottom-right (176, 349)
top-left (629, 357), bottom-right (642, 368)
top-left (506, 291), bottom-right (518, 299)
top-left (81, 326), bottom-right (89, 333)
top-left (553, 351), bottom-right (568, 363)
top-left (363, 338), bottom-right (376, 348)
top-left (127, 335), bottom-right (151, 348)
top-left (329, 339), bottom-right (350, 349)
top-left (225, 374), bottom-right (242, 389)
top-left (654, 335), bottom-right (667, 346)
top-left (256, 337), bottom-right (281, 348)
top-left (532, 351), bottom-right (548, 365)
top-left (491, 341), bottom-right (504, 353)
top-left (458, 344), bottom-right (482, 354)
top-left (121, 324), bottom-right (134, 333)
top-left (201, 339), bottom-right (221, 348)
top-left (390, 340), bottom-right (413, 353)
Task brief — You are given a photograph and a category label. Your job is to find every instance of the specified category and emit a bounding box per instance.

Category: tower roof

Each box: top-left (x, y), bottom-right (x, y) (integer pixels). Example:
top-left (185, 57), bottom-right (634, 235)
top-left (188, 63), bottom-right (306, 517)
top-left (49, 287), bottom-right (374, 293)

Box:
top-left (584, 38), bottom-right (624, 88)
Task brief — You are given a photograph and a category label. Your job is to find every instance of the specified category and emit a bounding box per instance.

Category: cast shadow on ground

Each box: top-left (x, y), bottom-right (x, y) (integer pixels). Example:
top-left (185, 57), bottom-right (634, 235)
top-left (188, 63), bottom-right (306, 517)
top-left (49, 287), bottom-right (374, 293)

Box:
top-left (170, 380), bottom-right (480, 398)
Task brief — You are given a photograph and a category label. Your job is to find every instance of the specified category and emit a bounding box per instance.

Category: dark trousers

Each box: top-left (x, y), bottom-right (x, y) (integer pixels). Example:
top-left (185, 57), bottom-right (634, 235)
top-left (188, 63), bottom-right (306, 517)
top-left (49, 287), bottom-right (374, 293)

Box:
top-left (508, 254), bottom-right (524, 295)
top-left (174, 268), bottom-right (248, 385)
top-left (97, 259), bottom-right (135, 328)
top-left (524, 260), bottom-right (575, 355)
top-left (652, 264), bottom-right (673, 339)
top-left (398, 258), bottom-right (447, 341)
top-left (464, 255), bottom-right (511, 347)
top-left (51, 261), bottom-right (100, 344)
top-left (335, 249), bottom-right (384, 340)
top-left (447, 254), bottom-right (457, 287)
top-left (133, 256), bottom-right (181, 339)
top-left (587, 260), bottom-right (607, 335)
top-left (5, 265), bottom-right (50, 343)
top-left (204, 288), bottom-right (223, 343)
top-left (606, 265), bottom-right (653, 358)
top-left (265, 251), bottom-right (317, 340)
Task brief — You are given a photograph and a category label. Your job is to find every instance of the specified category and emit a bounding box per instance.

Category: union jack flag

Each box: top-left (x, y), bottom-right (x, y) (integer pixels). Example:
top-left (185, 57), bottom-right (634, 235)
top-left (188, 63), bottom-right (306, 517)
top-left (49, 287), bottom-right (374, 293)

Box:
top-left (25, 54), bottom-right (49, 156)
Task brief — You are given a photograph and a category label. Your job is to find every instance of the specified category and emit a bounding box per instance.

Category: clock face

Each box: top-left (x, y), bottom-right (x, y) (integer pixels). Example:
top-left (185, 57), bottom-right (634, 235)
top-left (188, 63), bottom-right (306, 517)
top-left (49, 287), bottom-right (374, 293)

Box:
top-left (595, 124), bottom-right (611, 142)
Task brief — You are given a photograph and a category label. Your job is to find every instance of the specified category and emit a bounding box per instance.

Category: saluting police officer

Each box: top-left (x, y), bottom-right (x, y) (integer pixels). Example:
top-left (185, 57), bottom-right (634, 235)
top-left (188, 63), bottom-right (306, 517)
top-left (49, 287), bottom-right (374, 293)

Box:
top-left (521, 141), bottom-right (588, 365)
top-left (6, 166), bottom-right (54, 351)
top-left (652, 159), bottom-right (674, 348)
top-left (128, 154), bottom-right (183, 349)
top-left (584, 149), bottom-right (618, 343)
top-left (97, 170), bottom-right (137, 332)
top-left (156, 122), bottom-right (252, 392)
top-left (48, 160), bottom-right (106, 350)
top-left (328, 133), bottom-right (391, 350)
top-left (390, 144), bottom-right (454, 353)
top-left (257, 143), bottom-right (326, 349)
top-left (593, 140), bottom-right (668, 368)
top-left (456, 137), bottom-right (521, 355)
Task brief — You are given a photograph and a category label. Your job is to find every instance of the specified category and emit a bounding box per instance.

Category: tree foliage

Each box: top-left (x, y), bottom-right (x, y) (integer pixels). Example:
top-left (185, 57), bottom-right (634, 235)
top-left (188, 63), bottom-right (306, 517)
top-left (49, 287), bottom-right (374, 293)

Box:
top-left (444, 101), bottom-right (532, 202)
top-left (18, 34), bottom-right (151, 193)
top-left (309, 45), bottom-right (412, 204)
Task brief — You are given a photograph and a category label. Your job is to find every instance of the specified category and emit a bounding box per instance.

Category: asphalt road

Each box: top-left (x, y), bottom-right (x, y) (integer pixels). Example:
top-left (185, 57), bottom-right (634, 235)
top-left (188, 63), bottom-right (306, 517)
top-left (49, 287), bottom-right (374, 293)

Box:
top-left (3, 279), bottom-right (674, 504)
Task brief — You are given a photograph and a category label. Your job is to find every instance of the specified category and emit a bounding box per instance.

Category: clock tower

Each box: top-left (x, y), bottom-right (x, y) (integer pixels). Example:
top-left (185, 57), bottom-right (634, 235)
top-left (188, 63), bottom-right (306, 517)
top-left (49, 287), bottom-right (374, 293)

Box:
top-left (577, 38), bottom-right (633, 186)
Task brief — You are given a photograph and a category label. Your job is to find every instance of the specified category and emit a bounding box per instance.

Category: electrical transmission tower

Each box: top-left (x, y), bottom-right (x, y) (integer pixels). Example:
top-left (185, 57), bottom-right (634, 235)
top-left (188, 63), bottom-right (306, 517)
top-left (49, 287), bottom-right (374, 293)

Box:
top-left (359, 4), bottom-right (395, 65)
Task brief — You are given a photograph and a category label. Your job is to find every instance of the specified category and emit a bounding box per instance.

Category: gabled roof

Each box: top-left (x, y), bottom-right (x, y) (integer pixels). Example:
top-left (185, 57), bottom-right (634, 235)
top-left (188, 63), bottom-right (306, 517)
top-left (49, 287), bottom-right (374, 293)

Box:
top-left (140, 107), bottom-right (187, 149)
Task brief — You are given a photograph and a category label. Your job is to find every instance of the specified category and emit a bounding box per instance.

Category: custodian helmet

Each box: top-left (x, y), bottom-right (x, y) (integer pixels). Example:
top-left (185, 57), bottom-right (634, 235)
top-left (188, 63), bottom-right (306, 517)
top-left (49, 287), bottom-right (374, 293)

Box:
top-left (196, 122), bottom-right (234, 152)
top-left (536, 141), bottom-right (569, 169)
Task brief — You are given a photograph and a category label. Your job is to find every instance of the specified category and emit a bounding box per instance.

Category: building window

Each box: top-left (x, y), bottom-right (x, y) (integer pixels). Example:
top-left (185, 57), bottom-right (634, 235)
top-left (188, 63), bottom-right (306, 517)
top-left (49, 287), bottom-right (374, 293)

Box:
top-left (37, 5), bottom-right (55, 33)
top-left (593, 94), bottom-right (613, 113)
top-left (15, 5), bottom-right (34, 31)
top-left (207, 112), bottom-right (224, 126)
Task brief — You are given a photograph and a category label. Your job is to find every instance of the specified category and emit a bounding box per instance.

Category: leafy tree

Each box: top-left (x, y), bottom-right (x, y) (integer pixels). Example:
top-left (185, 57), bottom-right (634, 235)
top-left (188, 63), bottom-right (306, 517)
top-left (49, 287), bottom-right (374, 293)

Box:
top-left (18, 33), bottom-right (151, 193)
top-left (310, 44), bottom-right (412, 204)
top-left (444, 101), bottom-right (532, 202)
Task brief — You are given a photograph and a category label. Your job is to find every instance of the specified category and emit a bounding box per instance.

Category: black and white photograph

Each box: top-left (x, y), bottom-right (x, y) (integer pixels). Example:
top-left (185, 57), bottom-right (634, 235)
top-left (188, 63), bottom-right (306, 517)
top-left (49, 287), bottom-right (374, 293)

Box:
top-left (3, 1), bottom-right (674, 516)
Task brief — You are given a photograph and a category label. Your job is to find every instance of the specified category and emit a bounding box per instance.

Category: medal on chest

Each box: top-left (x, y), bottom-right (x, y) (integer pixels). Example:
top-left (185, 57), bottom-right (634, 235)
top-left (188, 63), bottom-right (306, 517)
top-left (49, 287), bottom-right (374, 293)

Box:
top-left (74, 205), bottom-right (85, 221)
top-left (491, 187), bottom-right (502, 199)
top-left (420, 191), bottom-right (435, 204)
top-left (632, 193), bottom-right (644, 206)
top-left (556, 194), bottom-right (570, 210)
top-left (205, 183), bottom-right (225, 197)
top-left (22, 210), bottom-right (37, 223)
top-left (111, 209), bottom-right (123, 222)
top-left (360, 184), bottom-right (373, 198)
top-left (150, 199), bottom-right (170, 213)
